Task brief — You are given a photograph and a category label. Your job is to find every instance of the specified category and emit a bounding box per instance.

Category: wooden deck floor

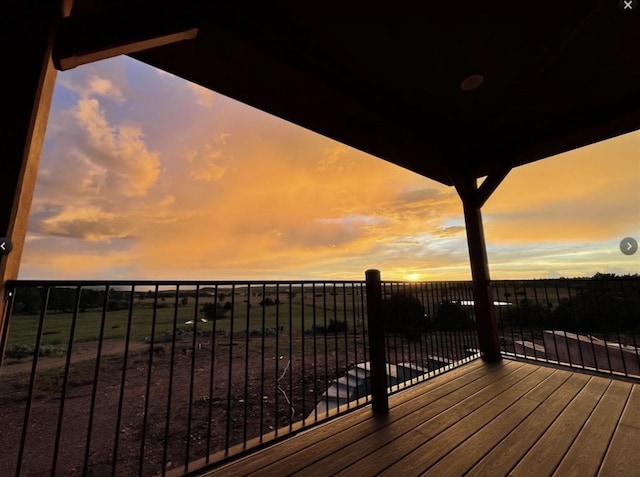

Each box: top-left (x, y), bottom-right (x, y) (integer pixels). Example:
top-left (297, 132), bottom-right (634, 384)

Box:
top-left (202, 359), bottom-right (640, 477)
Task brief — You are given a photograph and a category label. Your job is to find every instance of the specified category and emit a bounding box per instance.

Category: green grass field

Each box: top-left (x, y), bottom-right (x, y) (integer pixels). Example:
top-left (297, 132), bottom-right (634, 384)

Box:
top-left (3, 290), bottom-right (367, 354)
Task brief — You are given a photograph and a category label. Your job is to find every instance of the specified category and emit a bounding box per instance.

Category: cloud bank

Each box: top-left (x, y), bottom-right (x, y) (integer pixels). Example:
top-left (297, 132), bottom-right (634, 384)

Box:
top-left (20, 57), bottom-right (640, 281)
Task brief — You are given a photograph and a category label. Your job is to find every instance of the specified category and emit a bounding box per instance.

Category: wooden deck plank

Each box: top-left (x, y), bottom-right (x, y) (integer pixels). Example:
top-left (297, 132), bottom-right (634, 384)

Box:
top-left (553, 379), bottom-right (631, 477)
top-left (375, 366), bottom-right (554, 476)
top-left (320, 363), bottom-right (536, 477)
top-left (466, 371), bottom-right (589, 477)
top-left (196, 360), bottom-right (639, 477)
top-left (204, 359), bottom-right (493, 477)
top-left (422, 369), bottom-right (572, 477)
top-left (509, 376), bottom-right (610, 477)
top-left (598, 384), bottom-right (640, 477)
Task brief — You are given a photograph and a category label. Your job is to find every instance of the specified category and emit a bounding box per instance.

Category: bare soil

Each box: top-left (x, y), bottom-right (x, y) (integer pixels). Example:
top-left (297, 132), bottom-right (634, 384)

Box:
top-left (0, 335), bottom-right (362, 477)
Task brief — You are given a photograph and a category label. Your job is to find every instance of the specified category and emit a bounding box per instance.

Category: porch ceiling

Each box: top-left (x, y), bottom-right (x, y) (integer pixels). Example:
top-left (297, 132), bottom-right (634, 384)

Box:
top-left (62, 1), bottom-right (640, 185)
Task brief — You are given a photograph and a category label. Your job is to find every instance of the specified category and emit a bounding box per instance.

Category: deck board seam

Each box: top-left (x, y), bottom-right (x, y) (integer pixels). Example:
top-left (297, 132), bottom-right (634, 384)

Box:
top-left (491, 372), bottom-right (592, 477)
top-left (510, 375), bottom-right (613, 477)
top-left (367, 365), bottom-right (545, 476)
top-left (431, 368), bottom-right (573, 476)
top-left (418, 369), bottom-right (561, 476)
top-left (594, 381), bottom-right (633, 477)
top-left (550, 378), bottom-right (615, 477)
top-left (207, 360), bottom-right (505, 476)
top-left (284, 363), bottom-right (527, 476)
top-left (596, 382), bottom-right (636, 477)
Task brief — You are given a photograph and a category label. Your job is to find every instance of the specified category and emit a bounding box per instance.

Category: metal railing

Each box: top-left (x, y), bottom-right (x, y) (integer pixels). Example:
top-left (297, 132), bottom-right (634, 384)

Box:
top-left (0, 277), bottom-right (478, 477)
top-left (494, 276), bottom-right (640, 379)
top-left (379, 279), bottom-right (481, 393)
top-left (0, 280), bottom-right (369, 476)
top-left (3, 275), bottom-right (638, 476)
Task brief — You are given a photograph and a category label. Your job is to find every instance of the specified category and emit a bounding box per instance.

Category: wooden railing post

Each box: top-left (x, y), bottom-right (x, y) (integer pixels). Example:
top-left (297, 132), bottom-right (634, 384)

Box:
top-left (365, 269), bottom-right (389, 414)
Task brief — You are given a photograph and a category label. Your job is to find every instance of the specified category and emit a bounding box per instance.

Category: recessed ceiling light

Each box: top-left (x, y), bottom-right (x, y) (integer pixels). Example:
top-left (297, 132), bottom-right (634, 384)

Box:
top-left (460, 74), bottom-right (484, 91)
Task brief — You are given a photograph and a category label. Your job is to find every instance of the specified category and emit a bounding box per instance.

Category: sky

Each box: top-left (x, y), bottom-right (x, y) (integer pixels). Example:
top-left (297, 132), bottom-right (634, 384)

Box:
top-left (19, 56), bottom-right (640, 282)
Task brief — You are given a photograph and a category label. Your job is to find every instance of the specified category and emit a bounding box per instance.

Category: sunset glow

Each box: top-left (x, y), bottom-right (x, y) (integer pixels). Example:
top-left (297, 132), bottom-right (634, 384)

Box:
top-left (19, 56), bottom-right (640, 281)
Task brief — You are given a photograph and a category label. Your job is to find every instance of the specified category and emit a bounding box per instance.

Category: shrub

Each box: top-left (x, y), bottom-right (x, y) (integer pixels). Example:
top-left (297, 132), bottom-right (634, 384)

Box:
top-left (327, 319), bottom-right (347, 332)
top-left (382, 293), bottom-right (426, 340)
top-left (433, 301), bottom-right (475, 330)
top-left (200, 302), bottom-right (227, 320)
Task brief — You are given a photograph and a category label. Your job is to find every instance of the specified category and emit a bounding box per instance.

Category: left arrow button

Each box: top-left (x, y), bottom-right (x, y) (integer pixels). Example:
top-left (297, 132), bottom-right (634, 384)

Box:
top-left (0, 237), bottom-right (12, 256)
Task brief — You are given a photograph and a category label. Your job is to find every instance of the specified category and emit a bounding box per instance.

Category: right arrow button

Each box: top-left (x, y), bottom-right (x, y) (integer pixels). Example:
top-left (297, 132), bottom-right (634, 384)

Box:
top-left (620, 237), bottom-right (638, 256)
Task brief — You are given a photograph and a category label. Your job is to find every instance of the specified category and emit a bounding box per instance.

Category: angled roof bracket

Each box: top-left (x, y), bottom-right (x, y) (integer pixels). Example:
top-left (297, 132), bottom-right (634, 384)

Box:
top-left (53, 6), bottom-right (198, 71)
top-left (449, 165), bottom-right (511, 209)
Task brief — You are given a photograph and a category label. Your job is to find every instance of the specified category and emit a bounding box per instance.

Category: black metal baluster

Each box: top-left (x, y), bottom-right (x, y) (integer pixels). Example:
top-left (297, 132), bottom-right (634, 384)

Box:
top-left (563, 280), bottom-right (578, 369)
top-left (224, 285), bottom-right (236, 456)
top-left (541, 281), bottom-right (554, 364)
top-left (598, 279), bottom-right (615, 375)
top-left (274, 283), bottom-right (281, 437)
top-left (312, 283), bottom-right (318, 422)
top-left (350, 282), bottom-right (359, 403)
top-left (162, 286), bottom-right (180, 476)
top-left (323, 282), bottom-right (330, 418)
top-left (83, 285), bottom-right (110, 476)
top-left (609, 279), bottom-right (629, 377)
top-left (259, 283), bottom-right (266, 443)
top-left (620, 279), bottom-right (640, 376)
top-left (139, 285), bottom-right (160, 476)
top-left (15, 285), bottom-right (50, 477)
top-left (51, 286), bottom-right (81, 476)
top-left (205, 284), bottom-right (219, 462)
top-left (342, 283), bottom-right (350, 409)
top-left (111, 285), bottom-right (135, 477)
top-left (289, 283), bottom-right (295, 431)
top-left (332, 283), bottom-right (339, 408)
top-left (301, 283), bottom-right (306, 426)
top-left (359, 282), bottom-right (369, 400)
top-left (0, 282), bottom-right (17, 372)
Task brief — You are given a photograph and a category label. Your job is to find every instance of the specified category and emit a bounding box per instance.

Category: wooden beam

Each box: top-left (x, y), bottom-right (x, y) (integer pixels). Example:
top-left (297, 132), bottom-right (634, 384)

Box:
top-left (61, 0), bottom-right (74, 17)
top-left (1, 5), bottom-right (58, 334)
top-left (53, 7), bottom-right (198, 71)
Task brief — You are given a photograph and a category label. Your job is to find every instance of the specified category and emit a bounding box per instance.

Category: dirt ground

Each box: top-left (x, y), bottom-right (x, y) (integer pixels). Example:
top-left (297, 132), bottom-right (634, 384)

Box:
top-left (0, 334), bottom-right (364, 477)
top-left (0, 328), bottom-right (474, 477)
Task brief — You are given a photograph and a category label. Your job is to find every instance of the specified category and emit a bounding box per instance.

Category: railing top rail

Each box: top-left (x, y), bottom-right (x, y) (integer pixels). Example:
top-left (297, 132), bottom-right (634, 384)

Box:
top-left (6, 279), bottom-right (366, 287)
top-left (7, 276), bottom-right (638, 288)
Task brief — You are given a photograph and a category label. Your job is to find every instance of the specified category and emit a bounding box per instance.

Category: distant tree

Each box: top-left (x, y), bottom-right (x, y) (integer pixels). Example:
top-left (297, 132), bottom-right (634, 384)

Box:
top-left (327, 319), bottom-right (348, 332)
top-left (200, 302), bottom-right (227, 320)
top-left (259, 298), bottom-right (275, 307)
top-left (14, 286), bottom-right (43, 314)
top-left (382, 293), bottom-right (426, 340)
top-left (434, 301), bottom-right (474, 330)
top-left (79, 289), bottom-right (104, 311)
top-left (180, 296), bottom-right (189, 307)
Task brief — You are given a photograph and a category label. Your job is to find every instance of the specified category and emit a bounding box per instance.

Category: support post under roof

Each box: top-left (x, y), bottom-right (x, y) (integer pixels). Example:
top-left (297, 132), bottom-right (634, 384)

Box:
top-left (1, 4), bottom-right (58, 329)
top-left (451, 168), bottom-right (510, 362)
